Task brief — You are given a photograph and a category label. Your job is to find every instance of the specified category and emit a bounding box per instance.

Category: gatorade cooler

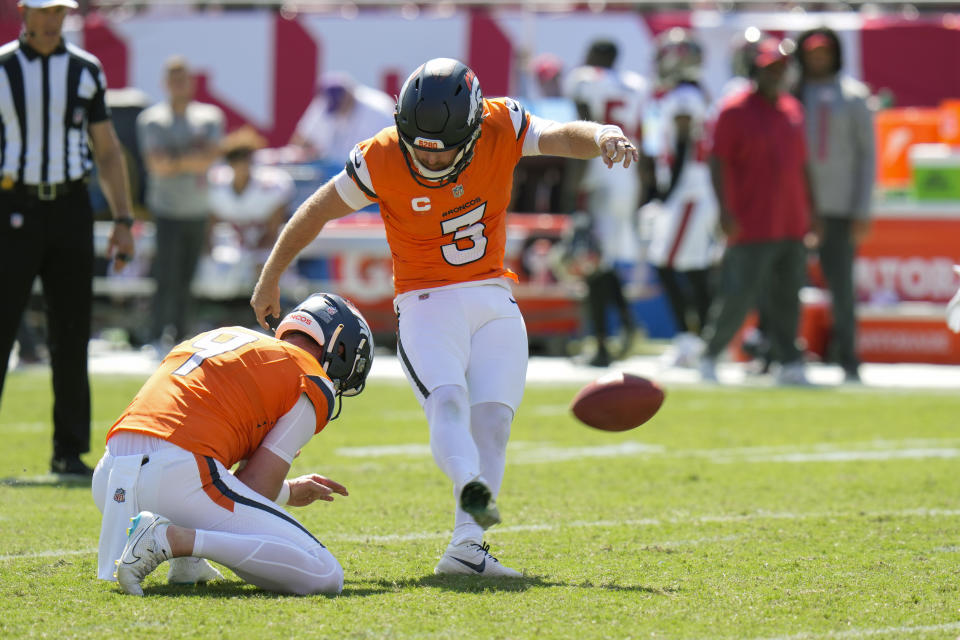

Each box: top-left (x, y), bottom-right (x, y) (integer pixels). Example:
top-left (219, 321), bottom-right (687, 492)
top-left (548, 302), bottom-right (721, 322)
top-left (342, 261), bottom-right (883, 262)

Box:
top-left (875, 108), bottom-right (941, 189)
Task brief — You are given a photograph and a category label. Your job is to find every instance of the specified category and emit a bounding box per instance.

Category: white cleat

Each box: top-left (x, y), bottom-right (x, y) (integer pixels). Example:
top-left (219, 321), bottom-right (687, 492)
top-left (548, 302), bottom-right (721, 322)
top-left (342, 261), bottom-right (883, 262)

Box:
top-left (114, 511), bottom-right (172, 596)
top-left (167, 557), bottom-right (222, 585)
top-left (460, 480), bottom-right (501, 530)
top-left (776, 361), bottom-right (811, 386)
top-left (698, 356), bottom-right (718, 383)
top-left (434, 541), bottom-right (522, 578)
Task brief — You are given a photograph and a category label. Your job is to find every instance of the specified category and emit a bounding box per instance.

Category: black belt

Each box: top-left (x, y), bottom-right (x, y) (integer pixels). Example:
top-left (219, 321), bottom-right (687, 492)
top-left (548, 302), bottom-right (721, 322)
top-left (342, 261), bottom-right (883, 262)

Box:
top-left (13, 180), bottom-right (87, 201)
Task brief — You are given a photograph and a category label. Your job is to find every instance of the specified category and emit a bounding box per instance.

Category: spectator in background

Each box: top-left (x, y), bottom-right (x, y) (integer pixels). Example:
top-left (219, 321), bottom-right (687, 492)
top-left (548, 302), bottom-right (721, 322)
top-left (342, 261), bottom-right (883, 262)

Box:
top-left (525, 53), bottom-right (578, 122)
top-left (290, 72), bottom-right (394, 166)
top-left (511, 53), bottom-right (578, 214)
top-left (565, 40), bottom-right (649, 366)
top-left (719, 27), bottom-right (766, 104)
top-left (699, 37), bottom-right (815, 386)
top-left (645, 84), bottom-right (719, 368)
top-left (195, 126), bottom-right (295, 304)
top-left (137, 56), bottom-right (224, 351)
top-left (795, 27), bottom-right (875, 383)
top-left (0, 0), bottom-right (136, 476)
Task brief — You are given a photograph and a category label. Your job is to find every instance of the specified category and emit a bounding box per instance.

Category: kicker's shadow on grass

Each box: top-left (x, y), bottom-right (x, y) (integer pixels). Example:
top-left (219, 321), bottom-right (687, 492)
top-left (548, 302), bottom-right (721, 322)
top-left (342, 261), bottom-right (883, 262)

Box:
top-left (140, 582), bottom-right (292, 599)
top-left (340, 575), bottom-right (675, 596)
top-left (1, 474), bottom-right (92, 488)
top-left (128, 575), bottom-right (673, 599)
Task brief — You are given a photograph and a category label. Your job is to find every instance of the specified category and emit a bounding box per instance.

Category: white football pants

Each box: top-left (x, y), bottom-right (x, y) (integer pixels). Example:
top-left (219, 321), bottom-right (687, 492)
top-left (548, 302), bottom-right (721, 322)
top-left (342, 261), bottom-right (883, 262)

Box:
top-left (93, 435), bottom-right (342, 595)
top-left (395, 280), bottom-right (527, 544)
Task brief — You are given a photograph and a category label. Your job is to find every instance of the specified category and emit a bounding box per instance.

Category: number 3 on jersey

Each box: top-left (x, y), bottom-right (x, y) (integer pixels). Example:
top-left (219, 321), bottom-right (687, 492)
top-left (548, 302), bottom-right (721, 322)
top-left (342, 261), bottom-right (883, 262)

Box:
top-left (173, 329), bottom-right (259, 376)
top-left (441, 201), bottom-right (488, 266)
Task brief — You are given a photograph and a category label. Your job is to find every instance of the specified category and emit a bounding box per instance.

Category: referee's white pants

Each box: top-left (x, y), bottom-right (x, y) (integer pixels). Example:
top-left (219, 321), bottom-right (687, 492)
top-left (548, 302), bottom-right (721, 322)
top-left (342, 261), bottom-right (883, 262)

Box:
top-left (93, 436), bottom-right (342, 595)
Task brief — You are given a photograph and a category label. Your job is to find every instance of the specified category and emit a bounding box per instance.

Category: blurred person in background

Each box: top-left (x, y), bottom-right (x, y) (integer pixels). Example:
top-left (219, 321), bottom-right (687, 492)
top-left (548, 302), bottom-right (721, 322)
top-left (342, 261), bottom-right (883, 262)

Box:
top-left (654, 27), bottom-right (705, 96)
top-left (137, 56), bottom-right (224, 352)
top-left (564, 40), bottom-right (649, 366)
top-left (252, 57), bottom-right (640, 577)
top-left (196, 126), bottom-right (294, 308)
top-left (719, 27), bottom-right (766, 104)
top-left (699, 37), bottom-right (815, 386)
top-left (795, 26), bottom-right (875, 383)
top-left (290, 72), bottom-right (394, 167)
top-left (0, 0), bottom-right (136, 476)
top-left (524, 53), bottom-right (577, 122)
top-left (512, 52), bottom-right (578, 214)
top-left (645, 84), bottom-right (719, 368)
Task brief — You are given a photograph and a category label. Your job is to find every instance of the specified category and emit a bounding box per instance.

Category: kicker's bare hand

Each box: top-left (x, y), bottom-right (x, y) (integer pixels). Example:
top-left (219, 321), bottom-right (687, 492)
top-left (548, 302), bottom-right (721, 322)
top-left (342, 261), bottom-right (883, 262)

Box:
top-left (287, 474), bottom-right (349, 507)
top-left (250, 278), bottom-right (282, 331)
top-left (600, 133), bottom-right (639, 169)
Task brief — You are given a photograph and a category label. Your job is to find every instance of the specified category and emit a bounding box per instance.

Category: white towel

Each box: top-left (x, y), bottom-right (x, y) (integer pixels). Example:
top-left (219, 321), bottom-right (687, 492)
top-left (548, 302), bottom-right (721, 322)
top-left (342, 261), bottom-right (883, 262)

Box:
top-left (97, 453), bottom-right (145, 581)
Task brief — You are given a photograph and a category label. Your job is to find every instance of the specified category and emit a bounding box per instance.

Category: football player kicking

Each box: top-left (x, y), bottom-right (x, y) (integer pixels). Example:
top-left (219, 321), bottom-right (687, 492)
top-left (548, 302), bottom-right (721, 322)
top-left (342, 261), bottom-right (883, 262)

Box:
top-left (251, 58), bottom-right (638, 577)
top-left (92, 293), bottom-right (373, 596)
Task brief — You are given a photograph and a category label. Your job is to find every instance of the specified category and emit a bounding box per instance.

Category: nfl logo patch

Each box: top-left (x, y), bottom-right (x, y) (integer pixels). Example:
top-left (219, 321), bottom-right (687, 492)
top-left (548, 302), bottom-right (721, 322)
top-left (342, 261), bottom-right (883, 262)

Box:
top-left (452, 184), bottom-right (464, 198)
top-left (113, 488), bottom-right (126, 503)
top-left (72, 107), bottom-right (84, 126)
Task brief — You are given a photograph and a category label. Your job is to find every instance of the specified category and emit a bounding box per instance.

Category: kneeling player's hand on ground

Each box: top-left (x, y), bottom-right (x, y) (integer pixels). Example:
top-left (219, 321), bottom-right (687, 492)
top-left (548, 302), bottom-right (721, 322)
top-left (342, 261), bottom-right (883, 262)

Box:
top-left (287, 474), bottom-right (349, 507)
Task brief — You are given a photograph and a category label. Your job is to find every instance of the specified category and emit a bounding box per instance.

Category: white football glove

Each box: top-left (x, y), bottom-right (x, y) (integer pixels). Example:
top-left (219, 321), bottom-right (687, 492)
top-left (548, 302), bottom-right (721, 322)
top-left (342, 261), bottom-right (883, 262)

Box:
top-left (947, 265), bottom-right (960, 334)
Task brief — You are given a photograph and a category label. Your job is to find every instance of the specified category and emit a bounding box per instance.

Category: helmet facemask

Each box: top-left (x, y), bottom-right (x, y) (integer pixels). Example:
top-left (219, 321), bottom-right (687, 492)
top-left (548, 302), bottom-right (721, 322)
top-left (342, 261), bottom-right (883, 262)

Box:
top-left (397, 124), bottom-right (482, 188)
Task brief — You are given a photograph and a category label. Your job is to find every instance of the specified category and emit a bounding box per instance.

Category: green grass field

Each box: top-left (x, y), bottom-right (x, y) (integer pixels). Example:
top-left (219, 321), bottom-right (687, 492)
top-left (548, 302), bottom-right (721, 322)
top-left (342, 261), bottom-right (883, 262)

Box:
top-left (2, 367), bottom-right (960, 639)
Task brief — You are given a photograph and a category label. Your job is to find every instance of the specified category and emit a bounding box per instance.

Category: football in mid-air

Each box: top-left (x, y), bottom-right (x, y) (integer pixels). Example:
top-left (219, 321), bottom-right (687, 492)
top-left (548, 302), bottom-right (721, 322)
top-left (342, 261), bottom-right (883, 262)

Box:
top-left (570, 373), bottom-right (665, 432)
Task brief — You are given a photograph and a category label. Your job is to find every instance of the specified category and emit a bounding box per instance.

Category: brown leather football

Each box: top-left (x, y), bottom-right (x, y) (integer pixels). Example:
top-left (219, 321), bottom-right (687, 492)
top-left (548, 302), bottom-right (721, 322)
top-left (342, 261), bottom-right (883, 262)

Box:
top-left (570, 373), bottom-right (665, 431)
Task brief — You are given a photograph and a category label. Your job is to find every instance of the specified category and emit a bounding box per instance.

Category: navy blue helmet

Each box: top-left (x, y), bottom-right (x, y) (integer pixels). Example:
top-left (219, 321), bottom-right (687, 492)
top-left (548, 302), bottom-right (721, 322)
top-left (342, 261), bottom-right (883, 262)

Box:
top-left (275, 293), bottom-right (374, 397)
top-left (394, 58), bottom-right (485, 187)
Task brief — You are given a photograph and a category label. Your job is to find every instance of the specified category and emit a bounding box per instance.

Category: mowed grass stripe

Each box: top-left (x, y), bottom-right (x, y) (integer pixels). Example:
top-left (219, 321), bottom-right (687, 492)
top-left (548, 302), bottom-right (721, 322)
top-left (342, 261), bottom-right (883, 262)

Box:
top-left (5, 506), bottom-right (960, 562)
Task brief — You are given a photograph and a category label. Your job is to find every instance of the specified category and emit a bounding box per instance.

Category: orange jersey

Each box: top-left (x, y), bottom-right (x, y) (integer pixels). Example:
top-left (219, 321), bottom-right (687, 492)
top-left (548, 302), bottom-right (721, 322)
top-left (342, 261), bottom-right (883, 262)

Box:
top-left (106, 327), bottom-right (336, 468)
top-left (346, 98), bottom-right (532, 295)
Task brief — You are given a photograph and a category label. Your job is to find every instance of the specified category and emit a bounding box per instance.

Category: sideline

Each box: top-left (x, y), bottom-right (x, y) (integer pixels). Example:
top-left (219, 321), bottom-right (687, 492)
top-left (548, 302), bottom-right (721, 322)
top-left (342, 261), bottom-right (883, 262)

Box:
top-left (72, 344), bottom-right (960, 391)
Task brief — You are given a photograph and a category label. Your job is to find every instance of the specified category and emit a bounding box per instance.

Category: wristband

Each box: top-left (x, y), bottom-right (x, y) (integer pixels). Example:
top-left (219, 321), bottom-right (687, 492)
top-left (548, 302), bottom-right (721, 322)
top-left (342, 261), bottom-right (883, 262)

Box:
top-left (114, 216), bottom-right (135, 228)
top-left (594, 124), bottom-right (624, 146)
top-left (276, 480), bottom-right (291, 506)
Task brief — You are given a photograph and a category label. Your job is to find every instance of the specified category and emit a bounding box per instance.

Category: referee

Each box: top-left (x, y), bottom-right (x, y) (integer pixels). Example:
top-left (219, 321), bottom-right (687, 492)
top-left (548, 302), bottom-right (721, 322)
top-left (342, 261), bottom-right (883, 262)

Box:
top-left (0, 0), bottom-right (135, 476)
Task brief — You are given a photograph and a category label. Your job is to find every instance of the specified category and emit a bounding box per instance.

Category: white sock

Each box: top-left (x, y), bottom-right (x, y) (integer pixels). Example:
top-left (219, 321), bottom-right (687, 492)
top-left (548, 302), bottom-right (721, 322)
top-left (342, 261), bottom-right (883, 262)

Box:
top-left (154, 522), bottom-right (172, 557)
top-left (451, 402), bottom-right (513, 546)
top-left (193, 529), bottom-right (342, 595)
top-left (471, 401), bottom-right (512, 498)
top-left (424, 384), bottom-right (480, 491)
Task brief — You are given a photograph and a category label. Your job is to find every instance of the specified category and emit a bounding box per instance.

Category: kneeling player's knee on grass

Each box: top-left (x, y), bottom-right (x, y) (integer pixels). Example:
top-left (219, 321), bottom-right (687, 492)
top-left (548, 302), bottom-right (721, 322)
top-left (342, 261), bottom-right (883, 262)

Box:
top-left (290, 554), bottom-right (343, 596)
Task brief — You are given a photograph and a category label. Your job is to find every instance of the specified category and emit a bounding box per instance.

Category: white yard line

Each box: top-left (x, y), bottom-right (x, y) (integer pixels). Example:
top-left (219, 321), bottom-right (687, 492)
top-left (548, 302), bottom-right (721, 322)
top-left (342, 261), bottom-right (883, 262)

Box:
top-left (5, 508), bottom-right (960, 563)
top-left (5, 422), bottom-right (50, 433)
top-left (0, 548), bottom-right (97, 561)
top-left (747, 621), bottom-right (960, 640)
top-left (335, 438), bottom-right (960, 465)
top-left (319, 507), bottom-right (960, 544)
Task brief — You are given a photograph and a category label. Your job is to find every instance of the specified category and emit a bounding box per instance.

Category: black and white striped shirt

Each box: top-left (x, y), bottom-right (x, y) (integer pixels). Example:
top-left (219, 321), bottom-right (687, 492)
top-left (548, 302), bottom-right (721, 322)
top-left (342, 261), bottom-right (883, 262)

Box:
top-left (0, 35), bottom-right (109, 186)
